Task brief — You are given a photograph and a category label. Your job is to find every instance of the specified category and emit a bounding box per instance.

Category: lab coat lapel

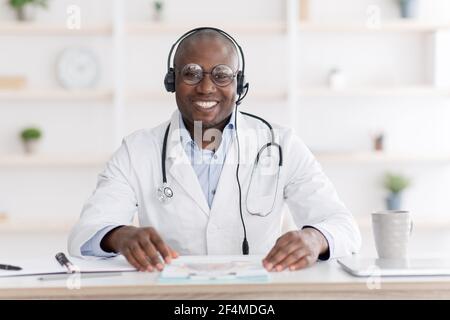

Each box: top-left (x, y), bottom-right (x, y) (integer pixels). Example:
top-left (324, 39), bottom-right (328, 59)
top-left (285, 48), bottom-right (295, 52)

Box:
top-left (166, 111), bottom-right (210, 217)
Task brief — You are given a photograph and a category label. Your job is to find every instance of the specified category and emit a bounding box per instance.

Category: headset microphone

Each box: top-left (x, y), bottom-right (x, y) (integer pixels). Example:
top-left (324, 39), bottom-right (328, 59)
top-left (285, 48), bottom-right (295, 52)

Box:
top-left (235, 83), bottom-right (249, 106)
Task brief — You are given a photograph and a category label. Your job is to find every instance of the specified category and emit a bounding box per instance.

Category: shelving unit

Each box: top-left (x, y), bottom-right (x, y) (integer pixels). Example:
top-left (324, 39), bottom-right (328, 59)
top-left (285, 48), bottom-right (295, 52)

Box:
top-left (315, 151), bottom-right (450, 164)
top-left (0, 22), bottom-right (112, 36)
top-left (5, 151), bottom-right (448, 167)
top-left (297, 86), bottom-right (450, 97)
top-left (293, 1), bottom-right (450, 168)
top-left (0, 4), bottom-right (292, 168)
top-left (298, 21), bottom-right (450, 33)
top-left (126, 21), bottom-right (287, 35)
top-left (0, 89), bottom-right (113, 101)
top-left (0, 0), bottom-right (448, 166)
top-left (0, 154), bottom-right (108, 167)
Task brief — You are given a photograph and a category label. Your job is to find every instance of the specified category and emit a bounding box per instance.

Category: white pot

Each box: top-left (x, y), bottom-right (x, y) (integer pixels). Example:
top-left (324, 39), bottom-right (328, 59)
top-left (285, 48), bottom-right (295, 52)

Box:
top-left (16, 5), bottom-right (37, 22)
top-left (328, 69), bottom-right (347, 90)
top-left (23, 139), bottom-right (40, 154)
top-left (152, 10), bottom-right (164, 22)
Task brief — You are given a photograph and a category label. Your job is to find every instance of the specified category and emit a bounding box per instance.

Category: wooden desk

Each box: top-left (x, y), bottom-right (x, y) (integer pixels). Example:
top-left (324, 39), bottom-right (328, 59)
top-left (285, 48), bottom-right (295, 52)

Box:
top-left (1, 260), bottom-right (450, 299)
top-left (1, 227), bottom-right (450, 299)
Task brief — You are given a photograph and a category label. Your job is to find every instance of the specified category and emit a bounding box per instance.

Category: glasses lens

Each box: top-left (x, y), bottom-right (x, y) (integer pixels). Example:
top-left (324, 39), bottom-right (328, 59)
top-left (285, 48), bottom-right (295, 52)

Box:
top-left (181, 64), bottom-right (203, 85)
top-left (211, 65), bottom-right (234, 86)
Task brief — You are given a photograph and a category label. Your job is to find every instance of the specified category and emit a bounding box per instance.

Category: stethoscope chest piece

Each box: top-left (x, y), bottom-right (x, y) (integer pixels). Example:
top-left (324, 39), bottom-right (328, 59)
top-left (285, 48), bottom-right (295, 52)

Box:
top-left (157, 183), bottom-right (173, 203)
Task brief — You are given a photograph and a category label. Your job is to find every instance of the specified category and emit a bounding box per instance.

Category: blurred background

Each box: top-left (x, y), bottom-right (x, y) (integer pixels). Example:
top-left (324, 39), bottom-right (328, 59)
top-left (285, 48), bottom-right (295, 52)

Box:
top-left (0, 0), bottom-right (449, 235)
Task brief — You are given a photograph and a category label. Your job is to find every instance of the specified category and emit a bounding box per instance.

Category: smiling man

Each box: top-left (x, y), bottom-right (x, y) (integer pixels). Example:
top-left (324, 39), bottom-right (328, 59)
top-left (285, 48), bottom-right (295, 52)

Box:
top-left (68, 27), bottom-right (361, 273)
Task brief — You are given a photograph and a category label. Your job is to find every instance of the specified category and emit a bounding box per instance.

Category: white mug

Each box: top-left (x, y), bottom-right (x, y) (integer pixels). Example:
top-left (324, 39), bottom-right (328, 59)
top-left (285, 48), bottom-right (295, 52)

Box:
top-left (371, 210), bottom-right (413, 259)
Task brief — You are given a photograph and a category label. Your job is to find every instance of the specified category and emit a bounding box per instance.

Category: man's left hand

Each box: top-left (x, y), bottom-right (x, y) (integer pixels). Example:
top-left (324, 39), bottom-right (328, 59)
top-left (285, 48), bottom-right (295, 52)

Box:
top-left (262, 228), bottom-right (329, 272)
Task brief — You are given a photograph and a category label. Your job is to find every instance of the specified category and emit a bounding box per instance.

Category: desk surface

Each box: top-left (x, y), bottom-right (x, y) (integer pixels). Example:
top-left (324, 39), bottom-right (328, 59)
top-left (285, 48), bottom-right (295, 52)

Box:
top-left (1, 226), bottom-right (450, 299)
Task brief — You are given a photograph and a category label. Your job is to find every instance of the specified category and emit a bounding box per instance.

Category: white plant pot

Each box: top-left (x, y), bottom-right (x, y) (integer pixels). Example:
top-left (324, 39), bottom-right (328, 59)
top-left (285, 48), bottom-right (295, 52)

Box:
top-left (152, 10), bottom-right (164, 22)
top-left (23, 139), bottom-right (40, 154)
top-left (15, 5), bottom-right (37, 22)
top-left (328, 69), bottom-right (347, 90)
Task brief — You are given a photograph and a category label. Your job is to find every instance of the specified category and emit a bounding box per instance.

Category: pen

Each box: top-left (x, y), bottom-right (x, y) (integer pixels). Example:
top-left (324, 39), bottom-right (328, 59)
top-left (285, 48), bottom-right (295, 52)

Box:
top-left (55, 252), bottom-right (76, 273)
top-left (0, 264), bottom-right (22, 271)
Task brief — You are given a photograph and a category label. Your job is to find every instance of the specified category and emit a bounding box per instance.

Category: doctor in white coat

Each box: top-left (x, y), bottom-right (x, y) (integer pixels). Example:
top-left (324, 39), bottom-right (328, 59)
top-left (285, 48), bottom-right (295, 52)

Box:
top-left (68, 27), bottom-right (361, 272)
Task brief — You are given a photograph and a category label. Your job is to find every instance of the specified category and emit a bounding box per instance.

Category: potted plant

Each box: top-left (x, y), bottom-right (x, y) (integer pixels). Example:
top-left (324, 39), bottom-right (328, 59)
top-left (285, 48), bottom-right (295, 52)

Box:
top-left (8, 0), bottom-right (49, 22)
top-left (152, 1), bottom-right (164, 22)
top-left (20, 126), bottom-right (42, 154)
top-left (396, 0), bottom-right (418, 19)
top-left (383, 172), bottom-right (411, 210)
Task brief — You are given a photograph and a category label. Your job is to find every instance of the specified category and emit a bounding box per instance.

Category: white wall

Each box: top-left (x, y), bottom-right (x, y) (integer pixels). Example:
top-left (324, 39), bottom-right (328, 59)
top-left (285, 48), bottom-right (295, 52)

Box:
top-left (1, 0), bottom-right (450, 230)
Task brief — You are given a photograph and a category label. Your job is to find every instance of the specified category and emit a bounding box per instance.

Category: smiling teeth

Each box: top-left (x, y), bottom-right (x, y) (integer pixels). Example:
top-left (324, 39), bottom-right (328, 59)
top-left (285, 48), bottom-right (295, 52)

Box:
top-left (195, 101), bottom-right (218, 109)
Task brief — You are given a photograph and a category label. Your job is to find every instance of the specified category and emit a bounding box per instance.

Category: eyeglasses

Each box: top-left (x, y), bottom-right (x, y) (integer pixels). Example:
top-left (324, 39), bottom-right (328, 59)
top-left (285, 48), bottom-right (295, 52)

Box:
top-left (177, 63), bottom-right (237, 87)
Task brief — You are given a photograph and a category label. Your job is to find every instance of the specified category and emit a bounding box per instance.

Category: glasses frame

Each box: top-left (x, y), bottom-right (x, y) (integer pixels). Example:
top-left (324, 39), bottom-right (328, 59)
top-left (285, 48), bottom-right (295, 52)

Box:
top-left (175, 63), bottom-right (238, 87)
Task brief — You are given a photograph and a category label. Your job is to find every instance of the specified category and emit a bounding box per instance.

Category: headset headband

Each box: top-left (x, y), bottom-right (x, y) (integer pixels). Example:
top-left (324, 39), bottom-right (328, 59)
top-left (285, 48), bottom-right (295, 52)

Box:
top-left (166, 27), bottom-right (245, 75)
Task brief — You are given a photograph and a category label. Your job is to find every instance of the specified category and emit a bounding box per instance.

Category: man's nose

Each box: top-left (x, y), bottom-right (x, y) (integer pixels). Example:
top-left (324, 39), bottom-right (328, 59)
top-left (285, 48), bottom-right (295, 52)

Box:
top-left (196, 73), bottom-right (217, 94)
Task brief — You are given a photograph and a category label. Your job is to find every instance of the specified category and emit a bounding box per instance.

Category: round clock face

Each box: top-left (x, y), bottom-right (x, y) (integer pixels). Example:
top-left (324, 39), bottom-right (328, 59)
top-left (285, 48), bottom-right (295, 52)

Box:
top-left (56, 48), bottom-right (100, 89)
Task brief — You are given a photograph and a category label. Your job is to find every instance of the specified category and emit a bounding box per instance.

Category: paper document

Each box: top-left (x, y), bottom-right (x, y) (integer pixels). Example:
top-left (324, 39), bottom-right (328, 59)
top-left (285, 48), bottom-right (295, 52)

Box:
top-left (159, 255), bottom-right (269, 283)
top-left (0, 255), bottom-right (136, 278)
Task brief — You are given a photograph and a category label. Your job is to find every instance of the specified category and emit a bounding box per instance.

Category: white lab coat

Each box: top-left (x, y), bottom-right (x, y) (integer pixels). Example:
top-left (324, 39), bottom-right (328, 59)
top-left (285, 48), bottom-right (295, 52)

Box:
top-left (68, 110), bottom-right (361, 258)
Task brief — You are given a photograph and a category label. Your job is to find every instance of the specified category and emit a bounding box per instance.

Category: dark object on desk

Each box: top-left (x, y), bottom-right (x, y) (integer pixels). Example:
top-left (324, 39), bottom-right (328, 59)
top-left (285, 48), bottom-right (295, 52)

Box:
top-left (0, 264), bottom-right (22, 271)
top-left (55, 252), bottom-right (76, 273)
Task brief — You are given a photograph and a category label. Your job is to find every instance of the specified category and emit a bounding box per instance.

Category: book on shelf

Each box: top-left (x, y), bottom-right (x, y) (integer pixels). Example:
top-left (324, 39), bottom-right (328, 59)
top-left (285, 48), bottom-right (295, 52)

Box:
top-left (0, 76), bottom-right (26, 90)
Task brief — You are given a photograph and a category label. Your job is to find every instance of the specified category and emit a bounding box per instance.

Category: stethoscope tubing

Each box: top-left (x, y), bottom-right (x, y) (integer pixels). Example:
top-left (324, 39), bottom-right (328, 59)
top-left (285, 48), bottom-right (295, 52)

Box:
top-left (158, 112), bottom-right (283, 214)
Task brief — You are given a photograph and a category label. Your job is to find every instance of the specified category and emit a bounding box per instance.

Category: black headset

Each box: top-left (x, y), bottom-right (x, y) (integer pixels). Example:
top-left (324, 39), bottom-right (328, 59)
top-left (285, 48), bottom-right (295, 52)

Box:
top-left (163, 27), bottom-right (249, 99)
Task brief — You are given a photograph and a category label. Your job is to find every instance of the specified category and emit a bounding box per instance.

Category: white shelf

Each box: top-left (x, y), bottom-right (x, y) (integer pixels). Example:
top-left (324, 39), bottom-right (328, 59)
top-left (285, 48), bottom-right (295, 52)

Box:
top-left (315, 151), bottom-right (450, 164)
top-left (0, 88), bottom-right (286, 102)
top-left (126, 21), bottom-right (286, 34)
top-left (126, 89), bottom-right (287, 101)
top-left (2, 87), bottom-right (446, 101)
top-left (0, 22), bottom-right (112, 35)
top-left (298, 21), bottom-right (450, 33)
top-left (1, 21), bottom-right (447, 36)
top-left (4, 152), bottom-right (447, 167)
top-left (298, 86), bottom-right (450, 97)
top-left (0, 154), bottom-right (110, 167)
top-left (0, 218), bottom-right (75, 232)
top-left (0, 89), bottom-right (113, 101)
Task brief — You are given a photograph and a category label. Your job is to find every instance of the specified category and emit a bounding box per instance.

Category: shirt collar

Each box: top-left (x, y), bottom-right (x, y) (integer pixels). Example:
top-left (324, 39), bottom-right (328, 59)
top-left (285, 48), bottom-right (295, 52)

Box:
top-left (178, 110), bottom-right (236, 148)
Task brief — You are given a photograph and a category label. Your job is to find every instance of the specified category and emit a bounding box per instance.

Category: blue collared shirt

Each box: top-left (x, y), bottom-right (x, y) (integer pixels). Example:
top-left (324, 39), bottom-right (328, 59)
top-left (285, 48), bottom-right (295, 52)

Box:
top-left (80, 112), bottom-right (236, 257)
top-left (178, 112), bottom-right (235, 208)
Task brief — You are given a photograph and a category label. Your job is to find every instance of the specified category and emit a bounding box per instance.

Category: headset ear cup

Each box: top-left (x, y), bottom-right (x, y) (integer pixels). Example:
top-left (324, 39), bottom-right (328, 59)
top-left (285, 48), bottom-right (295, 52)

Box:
top-left (164, 68), bottom-right (176, 92)
top-left (237, 71), bottom-right (245, 96)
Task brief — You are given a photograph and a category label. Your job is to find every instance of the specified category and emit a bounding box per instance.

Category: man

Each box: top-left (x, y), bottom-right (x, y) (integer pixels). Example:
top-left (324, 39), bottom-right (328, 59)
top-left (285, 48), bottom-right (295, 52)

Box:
top-left (68, 28), bottom-right (361, 272)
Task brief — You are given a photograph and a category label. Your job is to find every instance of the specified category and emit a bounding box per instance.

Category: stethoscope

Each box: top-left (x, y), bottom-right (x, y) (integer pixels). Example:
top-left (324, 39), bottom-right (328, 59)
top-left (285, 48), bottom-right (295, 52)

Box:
top-left (157, 111), bottom-right (283, 215)
top-left (157, 123), bottom-right (174, 203)
top-left (157, 110), bottom-right (283, 255)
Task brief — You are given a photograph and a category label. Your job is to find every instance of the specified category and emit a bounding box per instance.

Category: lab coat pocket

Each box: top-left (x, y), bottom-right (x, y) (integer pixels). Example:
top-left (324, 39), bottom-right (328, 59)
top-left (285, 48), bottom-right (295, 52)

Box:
top-left (245, 154), bottom-right (280, 217)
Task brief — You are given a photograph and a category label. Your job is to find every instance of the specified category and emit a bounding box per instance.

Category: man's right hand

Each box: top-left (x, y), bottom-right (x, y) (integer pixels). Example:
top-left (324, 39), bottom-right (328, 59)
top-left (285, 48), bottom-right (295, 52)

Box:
top-left (100, 226), bottom-right (179, 272)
